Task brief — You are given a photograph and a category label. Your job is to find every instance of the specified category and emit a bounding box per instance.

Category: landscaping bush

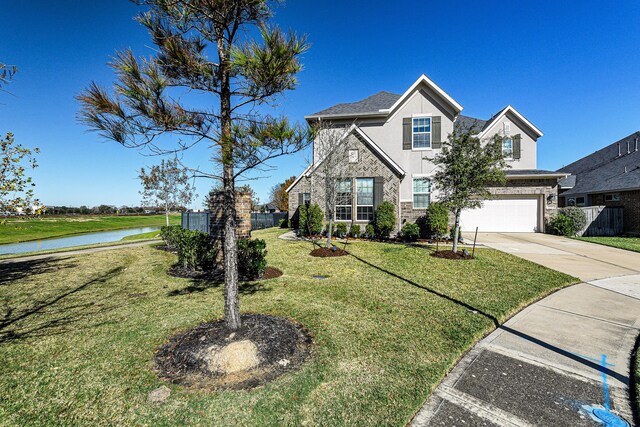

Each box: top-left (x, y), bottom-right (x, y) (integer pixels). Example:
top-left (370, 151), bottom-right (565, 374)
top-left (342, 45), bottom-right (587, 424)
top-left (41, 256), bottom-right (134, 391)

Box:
top-left (238, 238), bottom-right (267, 279)
top-left (374, 201), bottom-right (396, 239)
top-left (350, 224), bottom-right (361, 238)
top-left (334, 222), bottom-right (348, 237)
top-left (279, 217), bottom-right (288, 228)
top-left (365, 224), bottom-right (376, 240)
top-left (160, 225), bottom-right (184, 250)
top-left (299, 203), bottom-right (324, 236)
top-left (548, 207), bottom-right (587, 237)
top-left (401, 222), bottom-right (420, 242)
top-left (425, 202), bottom-right (449, 239)
top-left (561, 206), bottom-right (587, 233)
top-left (176, 229), bottom-right (217, 271)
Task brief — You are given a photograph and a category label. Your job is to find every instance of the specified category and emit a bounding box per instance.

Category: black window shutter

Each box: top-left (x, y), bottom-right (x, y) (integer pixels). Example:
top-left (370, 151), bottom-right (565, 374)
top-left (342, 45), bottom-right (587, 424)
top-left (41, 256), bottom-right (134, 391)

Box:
top-left (513, 134), bottom-right (522, 160)
top-left (298, 193), bottom-right (303, 206)
top-left (402, 118), bottom-right (412, 150)
top-left (374, 176), bottom-right (384, 209)
top-left (431, 116), bottom-right (442, 149)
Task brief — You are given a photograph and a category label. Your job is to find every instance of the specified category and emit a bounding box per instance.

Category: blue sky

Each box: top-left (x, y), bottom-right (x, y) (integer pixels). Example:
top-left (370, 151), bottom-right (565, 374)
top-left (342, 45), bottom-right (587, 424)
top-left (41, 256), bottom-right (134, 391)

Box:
top-left (2, 0), bottom-right (639, 208)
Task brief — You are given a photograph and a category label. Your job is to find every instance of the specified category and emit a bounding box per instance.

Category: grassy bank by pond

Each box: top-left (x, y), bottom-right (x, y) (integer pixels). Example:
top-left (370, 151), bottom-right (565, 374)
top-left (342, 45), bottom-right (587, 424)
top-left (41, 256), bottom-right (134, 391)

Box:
top-left (0, 214), bottom-right (179, 245)
top-left (0, 228), bottom-right (577, 426)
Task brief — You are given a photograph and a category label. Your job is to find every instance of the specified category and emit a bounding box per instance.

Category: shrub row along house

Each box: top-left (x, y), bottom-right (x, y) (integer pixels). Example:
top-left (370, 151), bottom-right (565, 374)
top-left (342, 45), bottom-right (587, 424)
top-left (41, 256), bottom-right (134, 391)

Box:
top-left (286, 74), bottom-right (567, 233)
top-left (557, 131), bottom-right (640, 235)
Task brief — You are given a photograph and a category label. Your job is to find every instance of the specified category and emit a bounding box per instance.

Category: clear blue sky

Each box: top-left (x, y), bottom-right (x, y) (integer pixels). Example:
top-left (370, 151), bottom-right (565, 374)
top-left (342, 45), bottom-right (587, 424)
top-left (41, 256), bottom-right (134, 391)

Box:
top-left (2, 0), bottom-right (639, 208)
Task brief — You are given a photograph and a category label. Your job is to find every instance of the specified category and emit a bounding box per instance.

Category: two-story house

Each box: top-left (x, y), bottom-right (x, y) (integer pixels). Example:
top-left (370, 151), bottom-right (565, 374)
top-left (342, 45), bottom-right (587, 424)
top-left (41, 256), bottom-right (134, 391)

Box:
top-left (286, 75), bottom-right (567, 233)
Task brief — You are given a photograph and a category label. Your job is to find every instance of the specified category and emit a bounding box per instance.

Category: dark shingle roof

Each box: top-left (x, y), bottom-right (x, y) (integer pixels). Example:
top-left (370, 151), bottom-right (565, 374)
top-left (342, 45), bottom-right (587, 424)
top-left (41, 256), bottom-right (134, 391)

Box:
top-left (505, 169), bottom-right (567, 176)
top-left (455, 115), bottom-right (487, 132)
top-left (558, 132), bottom-right (640, 196)
top-left (308, 91), bottom-right (401, 118)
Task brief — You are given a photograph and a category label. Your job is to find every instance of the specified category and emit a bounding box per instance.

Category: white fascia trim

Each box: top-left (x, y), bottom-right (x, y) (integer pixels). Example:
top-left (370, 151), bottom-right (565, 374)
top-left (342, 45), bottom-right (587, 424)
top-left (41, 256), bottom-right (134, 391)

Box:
top-left (478, 105), bottom-right (544, 139)
top-left (353, 127), bottom-right (406, 178)
top-left (285, 164), bottom-right (312, 193)
top-left (379, 74), bottom-right (463, 115)
top-left (505, 173), bottom-right (569, 179)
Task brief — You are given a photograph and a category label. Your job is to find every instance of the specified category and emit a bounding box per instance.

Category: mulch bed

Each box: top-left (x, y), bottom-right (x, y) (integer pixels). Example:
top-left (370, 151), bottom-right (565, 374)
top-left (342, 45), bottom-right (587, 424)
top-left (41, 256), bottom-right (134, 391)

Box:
top-left (431, 250), bottom-right (475, 260)
top-left (154, 314), bottom-right (312, 390)
top-left (309, 247), bottom-right (349, 257)
top-left (167, 265), bottom-right (283, 282)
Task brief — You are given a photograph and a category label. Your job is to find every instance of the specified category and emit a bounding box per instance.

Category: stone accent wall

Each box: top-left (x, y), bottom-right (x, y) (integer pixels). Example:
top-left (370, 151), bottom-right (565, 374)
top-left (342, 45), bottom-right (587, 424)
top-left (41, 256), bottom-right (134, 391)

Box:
top-left (288, 133), bottom-right (401, 231)
top-left (587, 190), bottom-right (640, 235)
top-left (400, 201), bottom-right (428, 225)
top-left (208, 191), bottom-right (252, 260)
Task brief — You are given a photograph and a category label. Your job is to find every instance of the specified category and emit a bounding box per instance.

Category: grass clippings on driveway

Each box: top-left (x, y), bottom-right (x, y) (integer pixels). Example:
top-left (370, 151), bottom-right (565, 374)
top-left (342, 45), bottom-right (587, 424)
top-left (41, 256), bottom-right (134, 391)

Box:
top-left (0, 228), bottom-right (576, 426)
top-left (575, 236), bottom-right (640, 254)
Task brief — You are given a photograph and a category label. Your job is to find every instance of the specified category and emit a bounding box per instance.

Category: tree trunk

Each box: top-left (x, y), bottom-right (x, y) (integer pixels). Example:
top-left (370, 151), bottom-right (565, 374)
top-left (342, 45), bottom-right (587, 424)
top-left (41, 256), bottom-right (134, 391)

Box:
top-left (165, 202), bottom-right (169, 227)
top-left (326, 218), bottom-right (333, 248)
top-left (452, 209), bottom-right (461, 254)
top-left (218, 42), bottom-right (241, 331)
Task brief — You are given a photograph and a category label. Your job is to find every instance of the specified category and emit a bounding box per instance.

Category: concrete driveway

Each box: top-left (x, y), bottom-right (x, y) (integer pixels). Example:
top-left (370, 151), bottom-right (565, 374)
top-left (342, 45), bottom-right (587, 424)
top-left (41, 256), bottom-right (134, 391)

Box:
top-left (463, 232), bottom-right (640, 281)
top-left (412, 233), bottom-right (640, 426)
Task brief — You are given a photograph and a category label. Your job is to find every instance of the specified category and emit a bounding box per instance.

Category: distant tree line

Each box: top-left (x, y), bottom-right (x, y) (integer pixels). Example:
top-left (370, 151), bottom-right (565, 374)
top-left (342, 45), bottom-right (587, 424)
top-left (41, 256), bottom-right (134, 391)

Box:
top-left (42, 205), bottom-right (187, 216)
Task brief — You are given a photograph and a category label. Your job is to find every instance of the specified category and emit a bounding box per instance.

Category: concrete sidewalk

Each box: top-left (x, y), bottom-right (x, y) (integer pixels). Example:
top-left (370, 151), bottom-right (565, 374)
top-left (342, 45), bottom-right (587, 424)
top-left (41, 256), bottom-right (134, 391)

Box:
top-left (413, 234), bottom-right (639, 426)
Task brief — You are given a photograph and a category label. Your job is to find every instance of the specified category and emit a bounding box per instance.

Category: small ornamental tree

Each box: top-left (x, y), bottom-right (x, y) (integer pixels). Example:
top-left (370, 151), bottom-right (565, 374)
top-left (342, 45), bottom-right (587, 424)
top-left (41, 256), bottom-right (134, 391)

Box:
top-left (78, 0), bottom-right (311, 330)
top-left (139, 158), bottom-right (196, 226)
top-left (270, 175), bottom-right (296, 212)
top-left (374, 201), bottom-right (396, 239)
top-left (425, 201), bottom-right (448, 239)
top-left (432, 129), bottom-right (508, 253)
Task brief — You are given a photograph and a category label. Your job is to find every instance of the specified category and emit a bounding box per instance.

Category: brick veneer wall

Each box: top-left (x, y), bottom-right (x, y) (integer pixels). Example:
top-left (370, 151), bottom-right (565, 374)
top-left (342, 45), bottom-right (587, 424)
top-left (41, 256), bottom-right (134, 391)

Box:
top-left (589, 190), bottom-right (640, 235)
top-left (208, 191), bottom-right (252, 260)
top-left (288, 133), bottom-right (401, 231)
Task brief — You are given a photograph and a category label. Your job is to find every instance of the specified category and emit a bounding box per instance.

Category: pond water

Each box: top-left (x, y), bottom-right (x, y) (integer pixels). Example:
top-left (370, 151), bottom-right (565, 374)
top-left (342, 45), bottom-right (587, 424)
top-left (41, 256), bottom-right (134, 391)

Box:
top-left (0, 227), bottom-right (160, 255)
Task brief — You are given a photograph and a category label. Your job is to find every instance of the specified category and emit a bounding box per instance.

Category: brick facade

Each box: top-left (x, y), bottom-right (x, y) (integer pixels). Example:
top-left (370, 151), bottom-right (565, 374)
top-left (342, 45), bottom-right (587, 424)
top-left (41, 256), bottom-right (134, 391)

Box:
top-left (288, 133), bottom-right (401, 231)
top-left (584, 190), bottom-right (640, 235)
top-left (208, 191), bottom-right (252, 260)
top-left (488, 178), bottom-right (559, 225)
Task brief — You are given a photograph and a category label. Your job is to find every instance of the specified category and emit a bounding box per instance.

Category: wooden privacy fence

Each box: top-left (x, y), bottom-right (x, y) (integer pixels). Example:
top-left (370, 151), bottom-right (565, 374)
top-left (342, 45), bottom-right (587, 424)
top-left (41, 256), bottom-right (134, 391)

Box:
top-left (578, 206), bottom-right (623, 237)
top-left (181, 211), bottom-right (210, 233)
top-left (251, 212), bottom-right (287, 230)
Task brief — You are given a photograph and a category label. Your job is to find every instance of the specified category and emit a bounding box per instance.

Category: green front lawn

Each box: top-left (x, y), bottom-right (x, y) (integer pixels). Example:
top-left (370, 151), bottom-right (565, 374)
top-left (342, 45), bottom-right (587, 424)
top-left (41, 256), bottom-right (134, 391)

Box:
top-left (0, 228), bottom-right (576, 426)
top-left (575, 236), bottom-right (640, 253)
top-left (0, 215), bottom-right (180, 245)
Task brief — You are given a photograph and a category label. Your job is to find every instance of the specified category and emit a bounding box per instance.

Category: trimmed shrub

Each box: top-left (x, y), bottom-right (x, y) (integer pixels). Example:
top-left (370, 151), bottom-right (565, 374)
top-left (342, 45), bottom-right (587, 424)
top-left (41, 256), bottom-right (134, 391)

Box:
top-left (238, 238), bottom-right (267, 279)
top-left (299, 203), bottom-right (324, 236)
top-left (548, 213), bottom-right (576, 237)
top-left (334, 222), bottom-right (348, 237)
top-left (401, 222), bottom-right (420, 241)
top-left (365, 224), bottom-right (376, 240)
top-left (374, 201), bottom-right (396, 239)
top-left (176, 229), bottom-right (217, 271)
top-left (160, 225), bottom-right (184, 250)
top-left (350, 224), bottom-right (361, 238)
top-left (279, 217), bottom-right (288, 228)
top-left (561, 206), bottom-right (587, 233)
top-left (426, 202), bottom-right (449, 239)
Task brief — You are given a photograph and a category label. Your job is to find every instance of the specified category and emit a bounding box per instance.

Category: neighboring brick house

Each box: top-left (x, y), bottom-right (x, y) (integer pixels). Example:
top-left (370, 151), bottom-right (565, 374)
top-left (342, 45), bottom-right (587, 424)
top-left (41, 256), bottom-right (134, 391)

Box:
top-left (557, 132), bottom-right (640, 235)
top-left (287, 74), bottom-right (567, 233)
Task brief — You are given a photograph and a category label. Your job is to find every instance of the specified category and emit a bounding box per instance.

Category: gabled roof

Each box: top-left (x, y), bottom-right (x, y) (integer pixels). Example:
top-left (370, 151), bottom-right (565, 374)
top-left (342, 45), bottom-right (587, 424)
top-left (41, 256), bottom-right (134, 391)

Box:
top-left (285, 125), bottom-right (406, 193)
top-left (380, 74), bottom-right (463, 115)
top-left (306, 91), bottom-right (400, 119)
top-left (505, 169), bottom-right (568, 179)
top-left (476, 105), bottom-right (544, 139)
top-left (305, 74), bottom-right (463, 120)
top-left (558, 131), bottom-right (640, 196)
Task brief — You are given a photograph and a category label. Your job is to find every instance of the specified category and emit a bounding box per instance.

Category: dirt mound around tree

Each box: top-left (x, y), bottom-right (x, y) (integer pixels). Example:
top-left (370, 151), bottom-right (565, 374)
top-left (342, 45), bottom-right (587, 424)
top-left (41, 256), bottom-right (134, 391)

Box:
top-left (155, 314), bottom-right (312, 390)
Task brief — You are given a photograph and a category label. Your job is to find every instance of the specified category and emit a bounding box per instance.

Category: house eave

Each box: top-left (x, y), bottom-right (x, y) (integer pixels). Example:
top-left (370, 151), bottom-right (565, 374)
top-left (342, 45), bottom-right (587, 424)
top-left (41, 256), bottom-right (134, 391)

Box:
top-left (304, 112), bottom-right (388, 121)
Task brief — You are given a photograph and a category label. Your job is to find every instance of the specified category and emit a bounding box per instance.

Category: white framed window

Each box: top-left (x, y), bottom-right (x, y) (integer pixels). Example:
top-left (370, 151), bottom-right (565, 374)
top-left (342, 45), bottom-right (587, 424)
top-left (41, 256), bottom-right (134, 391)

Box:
top-left (605, 193), bottom-right (620, 202)
top-left (413, 177), bottom-right (431, 208)
top-left (302, 193), bottom-right (311, 204)
top-left (502, 138), bottom-right (513, 159)
top-left (335, 179), bottom-right (352, 221)
top-left (356, 178), bottom-right (374, 221)
top-left (412, 117), bottom-right (431, 149)
top-left (568, 196), bottom-right (585, 207)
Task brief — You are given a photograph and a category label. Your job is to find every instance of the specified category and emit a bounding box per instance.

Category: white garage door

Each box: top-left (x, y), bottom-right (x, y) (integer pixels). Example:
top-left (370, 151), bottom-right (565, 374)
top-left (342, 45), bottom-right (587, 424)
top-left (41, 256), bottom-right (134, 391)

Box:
top-left (460, 198), bottom-right (538, 232)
